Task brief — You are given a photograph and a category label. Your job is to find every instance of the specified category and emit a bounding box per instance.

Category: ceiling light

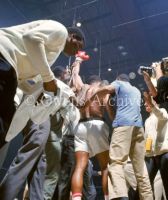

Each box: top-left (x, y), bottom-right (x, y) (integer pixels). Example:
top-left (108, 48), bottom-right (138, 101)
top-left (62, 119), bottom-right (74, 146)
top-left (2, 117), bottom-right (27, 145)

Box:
top-left (118, 45), bottom-right (124, 50)
top-left (108, 68), bottom-right (112, 71)
top-left (121, 51), bottom-right (128, 56)
top-left (93, 47), bottom-right (98, 52)
top-left (76, 22), bottom-right (82, 27)
top-left (129, 72), bottom-right (136, 79)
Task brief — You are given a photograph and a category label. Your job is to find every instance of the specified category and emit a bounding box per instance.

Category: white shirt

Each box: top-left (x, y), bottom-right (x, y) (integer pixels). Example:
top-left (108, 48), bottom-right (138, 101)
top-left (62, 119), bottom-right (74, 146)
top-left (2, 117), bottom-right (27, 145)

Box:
top-left (5, 79), bottom-right (78, 142)
top-left (0, 20), bottom-right (68, 93)
top-left (145, 106), bottom-right (168, 157)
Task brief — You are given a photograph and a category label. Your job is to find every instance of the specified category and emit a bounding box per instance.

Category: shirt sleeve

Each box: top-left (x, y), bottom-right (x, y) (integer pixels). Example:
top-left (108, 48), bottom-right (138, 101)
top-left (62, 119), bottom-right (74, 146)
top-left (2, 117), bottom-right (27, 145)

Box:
top-left (152, 107), bottom-right (168, 120)
top-left (22, 20), bottom-right (68, 82)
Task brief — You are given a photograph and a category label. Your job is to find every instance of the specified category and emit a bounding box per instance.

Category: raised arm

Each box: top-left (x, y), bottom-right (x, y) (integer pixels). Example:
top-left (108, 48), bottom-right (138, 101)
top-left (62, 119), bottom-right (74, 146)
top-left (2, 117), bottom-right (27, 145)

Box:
top-left (70, 61), bottom-right (84, 92)
top-left (70, 51), bottom-right (90, 92)
top-left (142, 71), bottom-right (157, 97)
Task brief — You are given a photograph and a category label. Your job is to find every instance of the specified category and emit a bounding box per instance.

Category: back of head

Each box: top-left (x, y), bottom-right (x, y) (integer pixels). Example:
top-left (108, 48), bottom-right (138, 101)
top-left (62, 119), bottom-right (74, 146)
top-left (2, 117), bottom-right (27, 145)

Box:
top-left (53, 66), bottom-right (70, 83)
top-left (87, 75), bottom-right (101, 85)
top-left (67, 27), bottom-right (86, 44)
top-left (100, 79), bottom-right (109, 86)
top-left (116, 74), bottom-right (130, 82)
top-left (52, 66), bottom-right (65, 79)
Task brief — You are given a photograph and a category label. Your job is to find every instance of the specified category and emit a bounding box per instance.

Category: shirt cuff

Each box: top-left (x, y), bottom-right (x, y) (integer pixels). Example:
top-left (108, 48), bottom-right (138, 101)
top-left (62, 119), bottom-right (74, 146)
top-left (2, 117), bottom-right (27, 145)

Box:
top-left (42, 71), bottom-right (55, 82)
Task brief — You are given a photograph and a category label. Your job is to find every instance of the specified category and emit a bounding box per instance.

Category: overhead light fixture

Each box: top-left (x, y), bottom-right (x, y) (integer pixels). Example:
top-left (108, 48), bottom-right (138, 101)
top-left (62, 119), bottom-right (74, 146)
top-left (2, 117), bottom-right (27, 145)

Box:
top-left (108, 68), bottom-right (112, 71)
top-left (129, 72), bottom-right (136, 79)
top-left (76, 22), bottom-right (82, 27)
top-left (121, 51), bottom-right (128, 56)
top-left (93, 47), bottom-right (98, 52)
top-left (93, 39), bottom-right (98, 52)
top-left (118, 45), bottom-right (124, 50)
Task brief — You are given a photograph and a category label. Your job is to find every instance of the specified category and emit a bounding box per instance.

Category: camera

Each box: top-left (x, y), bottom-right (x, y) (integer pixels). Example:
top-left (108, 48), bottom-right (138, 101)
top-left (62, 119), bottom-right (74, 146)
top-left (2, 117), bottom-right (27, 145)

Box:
top-left (161, 57), bottom-right (168, 75)
top-left (138, 66), bottom-right (154, 77)
top-left (138, 57), bottom-right (168, 77)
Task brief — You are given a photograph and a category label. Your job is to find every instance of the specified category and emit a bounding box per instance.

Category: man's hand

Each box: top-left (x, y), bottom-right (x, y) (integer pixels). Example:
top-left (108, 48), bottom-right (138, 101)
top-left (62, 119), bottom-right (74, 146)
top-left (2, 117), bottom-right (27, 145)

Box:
top-left (37, 80), bottom-right (57, 104)
top-left (43, 79), bottom-right (57, 94)
top-left (142, 71), bottom-right (151, 83)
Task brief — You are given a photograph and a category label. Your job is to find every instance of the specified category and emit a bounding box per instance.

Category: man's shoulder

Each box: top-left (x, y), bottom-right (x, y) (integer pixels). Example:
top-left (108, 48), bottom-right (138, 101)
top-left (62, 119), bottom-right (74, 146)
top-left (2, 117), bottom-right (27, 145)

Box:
top-left (82, 84), bottom-right (90, 90)
top-left (32, 19), bottom-right (67, 32)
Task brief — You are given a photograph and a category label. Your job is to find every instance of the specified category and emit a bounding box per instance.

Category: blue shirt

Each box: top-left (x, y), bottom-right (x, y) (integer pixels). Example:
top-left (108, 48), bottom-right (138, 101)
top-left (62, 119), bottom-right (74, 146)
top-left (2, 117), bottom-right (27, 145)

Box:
top-left (111, 80), bottom-right (143, 127)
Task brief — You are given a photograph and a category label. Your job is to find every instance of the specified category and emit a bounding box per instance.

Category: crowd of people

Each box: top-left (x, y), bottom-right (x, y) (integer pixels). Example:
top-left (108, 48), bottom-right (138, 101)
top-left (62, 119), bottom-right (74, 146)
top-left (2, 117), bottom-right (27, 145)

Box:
top-left (0, 19), bottom-right (168, 200)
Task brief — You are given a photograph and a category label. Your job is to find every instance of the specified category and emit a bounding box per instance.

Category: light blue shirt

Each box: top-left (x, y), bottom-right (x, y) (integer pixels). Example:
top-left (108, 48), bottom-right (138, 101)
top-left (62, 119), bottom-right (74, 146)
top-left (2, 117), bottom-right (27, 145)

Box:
top-left (111, 80), bottom-right (143, 127)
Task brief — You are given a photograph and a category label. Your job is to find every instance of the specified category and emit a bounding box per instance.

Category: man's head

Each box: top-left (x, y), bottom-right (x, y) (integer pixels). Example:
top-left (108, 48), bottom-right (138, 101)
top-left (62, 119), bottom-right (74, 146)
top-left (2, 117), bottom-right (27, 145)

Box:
top-left (100, 80), bottom-right (109, 87)
top-left (87, 75), bottom-right (101, 85)
top-left (63, 27), bottom-right (85, 56)
top-left (53, 66), bottom-right (70, 82)
top-left (116, 74), bottom-right (130, 82)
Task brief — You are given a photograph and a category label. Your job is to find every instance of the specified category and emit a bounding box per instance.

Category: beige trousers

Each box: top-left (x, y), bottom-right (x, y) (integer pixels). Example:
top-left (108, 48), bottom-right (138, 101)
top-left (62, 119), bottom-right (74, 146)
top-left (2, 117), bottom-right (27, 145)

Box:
top-left (108, 126), bottom-right (153, 200)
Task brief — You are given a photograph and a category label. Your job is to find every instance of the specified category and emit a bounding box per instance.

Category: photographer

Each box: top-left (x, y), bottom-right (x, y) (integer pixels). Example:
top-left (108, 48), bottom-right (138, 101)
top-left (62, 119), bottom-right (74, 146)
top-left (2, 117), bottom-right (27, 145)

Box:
top-left (152, 60), bottom-right (168, 103)
top-left (142, 59), bottom-right (168, 104)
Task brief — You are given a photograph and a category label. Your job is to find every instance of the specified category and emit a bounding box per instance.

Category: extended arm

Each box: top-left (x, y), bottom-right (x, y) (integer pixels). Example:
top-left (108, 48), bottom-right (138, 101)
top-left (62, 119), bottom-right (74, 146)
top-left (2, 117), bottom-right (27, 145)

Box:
top-left (81, 85), bottom-right (115, 108)
top-left (142, 71), bottom-right (157, 97)
top-left (70, 51), bottom-right (89, 92)
top-left (103, 94), bottom-right (115, 121)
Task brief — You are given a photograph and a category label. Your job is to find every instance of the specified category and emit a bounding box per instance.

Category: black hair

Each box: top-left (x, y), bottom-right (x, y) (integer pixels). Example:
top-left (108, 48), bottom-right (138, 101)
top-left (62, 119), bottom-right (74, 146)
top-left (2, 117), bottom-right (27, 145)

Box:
top-left (116, 74), bottom-right (130, 82)
top-left (52, 66), bottom-right (66, 78)
top-left (87, 75), bottom-right (101, 84)
top-left (67, 27), bottom-right (86, 44)
top-left (100, 80), bottom-right (109, 86)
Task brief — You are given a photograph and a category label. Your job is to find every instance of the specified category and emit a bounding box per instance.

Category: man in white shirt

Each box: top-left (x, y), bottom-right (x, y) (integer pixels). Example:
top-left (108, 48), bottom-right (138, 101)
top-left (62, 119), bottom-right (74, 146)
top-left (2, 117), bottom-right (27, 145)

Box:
top-left (0, 20), bottom-right (84, 147)
top-left (144, 92), bottom-right (168, 199)
top-left (0, 20), bottom-right (85, 200)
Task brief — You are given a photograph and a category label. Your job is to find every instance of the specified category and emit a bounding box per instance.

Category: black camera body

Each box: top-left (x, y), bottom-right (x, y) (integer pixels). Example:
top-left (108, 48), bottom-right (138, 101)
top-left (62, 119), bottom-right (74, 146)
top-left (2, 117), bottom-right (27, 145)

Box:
top-left (138, 57), bottom-right (168, 77)
top-left (138, 66), bottom-right (153, 77)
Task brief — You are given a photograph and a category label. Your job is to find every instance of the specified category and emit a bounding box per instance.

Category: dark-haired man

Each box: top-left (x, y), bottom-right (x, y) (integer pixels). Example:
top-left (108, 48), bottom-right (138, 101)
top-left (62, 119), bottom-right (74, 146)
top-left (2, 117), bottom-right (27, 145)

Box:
top-left (0, 20), bottom-right (85, 147)
top-left (91, 74), bottom-right (153, 200)
top-left (0, 20), bottom-right (85, 200)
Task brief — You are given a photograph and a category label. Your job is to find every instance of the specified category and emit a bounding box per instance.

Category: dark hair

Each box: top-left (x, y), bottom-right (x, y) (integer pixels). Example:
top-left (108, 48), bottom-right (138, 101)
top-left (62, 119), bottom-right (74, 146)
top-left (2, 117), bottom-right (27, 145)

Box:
top-left (116, 74), bottom-right (130, 82)
top-left (87, 75), bottom-right (101, 84)
top-left (67, 27), bottom-right (86, 44)
top-left (100, 80), bottom-right (109, 86)
top-left (52, 66), bottom-right (66, 78)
